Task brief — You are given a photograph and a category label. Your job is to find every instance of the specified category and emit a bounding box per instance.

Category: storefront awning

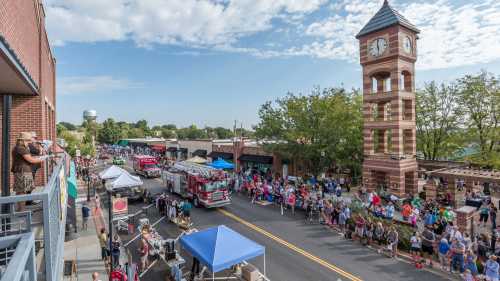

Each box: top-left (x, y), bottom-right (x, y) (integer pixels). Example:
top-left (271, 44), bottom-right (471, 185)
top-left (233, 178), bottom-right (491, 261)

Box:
top-left (192, 149), bottom-right (207, 157)
top-left (150, 144), bottom-right (166, 152)
top-left (208, 151), bottom-right (233, 160)
top-left (238, 154), bottom-right (273, 164)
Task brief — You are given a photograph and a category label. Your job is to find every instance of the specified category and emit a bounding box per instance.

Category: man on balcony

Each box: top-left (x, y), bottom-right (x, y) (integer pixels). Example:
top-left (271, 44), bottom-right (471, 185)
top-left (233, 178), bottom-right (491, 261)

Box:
top-left (11, 132), bottom-right (45, 211)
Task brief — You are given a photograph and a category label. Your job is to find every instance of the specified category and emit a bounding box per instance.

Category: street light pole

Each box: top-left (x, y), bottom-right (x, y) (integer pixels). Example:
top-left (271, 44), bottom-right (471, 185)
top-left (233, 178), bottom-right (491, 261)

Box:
top-left (108, 189), bottom-right (113, 280)
top-left (87, 167), bottom-right (91, 202)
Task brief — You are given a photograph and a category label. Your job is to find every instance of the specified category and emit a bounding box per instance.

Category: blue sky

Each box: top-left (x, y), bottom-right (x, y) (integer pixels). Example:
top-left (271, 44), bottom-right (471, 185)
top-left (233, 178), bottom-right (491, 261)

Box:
top-left (47, 0), bottom-right (500, 128)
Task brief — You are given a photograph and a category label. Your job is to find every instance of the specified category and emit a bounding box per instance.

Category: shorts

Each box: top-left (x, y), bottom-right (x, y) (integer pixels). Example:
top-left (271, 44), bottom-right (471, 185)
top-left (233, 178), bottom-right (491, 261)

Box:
top-left (13, 172), bottom-right (34, 193)
top-left (410, 247), bottom-right (421, 253)
top-left (82, 217), bottom-right (89, 224)
top-left (183, 210), bottom-right (191, 217)
top-left (480, 213), bottom-right (489, 222)
top-left (422, 244), bottom-right (434, 255)
top-left (355, 227), bottom-right (364, 237)
top-left (140, 254), bottom-right (148, 264)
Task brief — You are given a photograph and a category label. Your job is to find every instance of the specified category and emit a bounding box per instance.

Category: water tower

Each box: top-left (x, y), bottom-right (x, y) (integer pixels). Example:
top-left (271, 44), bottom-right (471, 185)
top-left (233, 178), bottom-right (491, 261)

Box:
top-left (83, 110), bottom-right (97, 122)
top-left (83, 110), bottom-right (97, 147)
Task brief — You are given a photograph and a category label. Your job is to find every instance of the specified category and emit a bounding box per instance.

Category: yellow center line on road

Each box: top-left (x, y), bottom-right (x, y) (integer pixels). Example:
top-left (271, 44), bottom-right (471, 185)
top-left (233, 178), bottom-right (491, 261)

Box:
top-left (218, 209), bottom-right (363, 281)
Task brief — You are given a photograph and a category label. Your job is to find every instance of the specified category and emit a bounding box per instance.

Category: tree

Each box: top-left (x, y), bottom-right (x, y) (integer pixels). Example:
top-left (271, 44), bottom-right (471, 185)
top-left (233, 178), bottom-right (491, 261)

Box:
top-left (98, 118), bottom-right (122, 144)
top-left (416, 82), bottom-right (460, 160)
top-left (177, 125), bottom-right (207, 140)
top-left (213, 127), bottom-right (233, 139)
top-left (135, 119), bottom-right (150, 136)
top-left (161, 128), bottom-right (176, 139)
top-left (255, 87), bottom-right (363, 177)
top-left (456, 71), bottom-right (499, 163)
top-left (58, 121), bottom-right (77, 131)
top-left (56, 123), bottom-right (67, 136)
top-left (162, 124), bottom-right (177, 130)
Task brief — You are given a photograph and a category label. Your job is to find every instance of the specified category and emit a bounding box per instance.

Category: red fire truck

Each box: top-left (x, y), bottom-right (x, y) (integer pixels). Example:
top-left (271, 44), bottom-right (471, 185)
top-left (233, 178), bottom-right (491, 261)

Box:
top-left (133, 155), bottom-right (161, 178)
top-left (162, 161), bottom-right (231, 208)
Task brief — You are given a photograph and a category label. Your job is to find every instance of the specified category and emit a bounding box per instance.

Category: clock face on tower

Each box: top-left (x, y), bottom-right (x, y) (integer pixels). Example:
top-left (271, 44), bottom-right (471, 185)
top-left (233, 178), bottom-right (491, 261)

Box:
top-left (369, 38), bottom-right (387, 57)
top-left (403, 36), bottom-right (412, 54)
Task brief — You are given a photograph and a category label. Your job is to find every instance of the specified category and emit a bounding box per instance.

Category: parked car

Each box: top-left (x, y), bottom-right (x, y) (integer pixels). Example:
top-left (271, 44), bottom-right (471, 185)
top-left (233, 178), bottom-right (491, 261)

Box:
top-left (113, 156), bottom-right (126, 165)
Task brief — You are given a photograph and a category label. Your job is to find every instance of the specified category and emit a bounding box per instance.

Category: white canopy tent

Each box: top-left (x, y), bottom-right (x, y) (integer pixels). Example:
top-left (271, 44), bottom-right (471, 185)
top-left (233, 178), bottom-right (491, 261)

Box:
top-left (99, 165), bottom-right (127, 180)
top-left (109, 172), bottom-right (143, 189)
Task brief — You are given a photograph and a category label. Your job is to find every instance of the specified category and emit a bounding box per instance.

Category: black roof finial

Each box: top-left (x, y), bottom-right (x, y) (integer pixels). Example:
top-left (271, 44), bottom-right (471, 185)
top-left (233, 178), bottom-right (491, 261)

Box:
top-left (383, 0), bottom-right (389, 5)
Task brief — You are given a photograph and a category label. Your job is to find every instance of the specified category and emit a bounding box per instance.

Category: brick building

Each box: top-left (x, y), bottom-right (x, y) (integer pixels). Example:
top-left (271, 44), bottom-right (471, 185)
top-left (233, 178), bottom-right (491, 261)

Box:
top-left (357, 0), bottom-right (418, 197)
top-left (0, 0), bottom-right (57, 189)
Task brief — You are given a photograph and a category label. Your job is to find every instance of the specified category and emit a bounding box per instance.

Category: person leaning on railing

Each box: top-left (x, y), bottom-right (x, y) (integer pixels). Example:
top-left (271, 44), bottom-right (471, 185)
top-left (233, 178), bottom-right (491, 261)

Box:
top-left (11, 132), bottom-right (45, 211)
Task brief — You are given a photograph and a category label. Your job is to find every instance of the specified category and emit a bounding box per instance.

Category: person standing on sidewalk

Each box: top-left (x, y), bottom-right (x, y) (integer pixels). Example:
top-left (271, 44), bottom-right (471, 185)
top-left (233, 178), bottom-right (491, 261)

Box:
top-left (139, 238), bottom-right (149, 273)
top-left (111, 235), bottom-right (121, 269)
top-left (438, 237), bottom-right (450, 271)
top-left (99, 228), bottom-right (109, 261)
top-left (450, 238), bottom-right (466, 273)
top-left (386, 227), bottom-right (399, 258)
top-left (82, 203), bottom-right (91, 230)
top-left (421, 226), bottom-right (436, 267)
top-left (485, 255), bottom-right (499, 281)
top-left (490, 204), bottom-right (498, 230)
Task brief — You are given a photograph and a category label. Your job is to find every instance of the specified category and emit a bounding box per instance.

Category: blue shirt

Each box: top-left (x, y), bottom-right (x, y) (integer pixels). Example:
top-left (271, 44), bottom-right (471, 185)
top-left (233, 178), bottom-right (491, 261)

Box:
top-left (424, 213), bottom-right (435, 225)
top-left (438, 241), bottom-right (450, 255)
top-left (386, 205), bottom-right (394, 218)
top-left (485, 260), bottom-right (499, 279)
top-left (82, 205), bottom-right (90, 218)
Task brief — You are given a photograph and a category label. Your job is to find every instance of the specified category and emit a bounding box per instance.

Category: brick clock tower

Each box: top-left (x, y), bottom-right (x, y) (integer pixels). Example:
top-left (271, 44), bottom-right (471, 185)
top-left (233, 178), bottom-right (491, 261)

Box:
top-left (356, 0), bottom-right (420, 197)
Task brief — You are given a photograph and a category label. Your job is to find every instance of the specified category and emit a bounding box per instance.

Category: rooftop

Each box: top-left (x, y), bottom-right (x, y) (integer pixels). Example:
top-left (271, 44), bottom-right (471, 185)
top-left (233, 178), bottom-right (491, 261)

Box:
top-left (356, 0), bottom-right (420, 38)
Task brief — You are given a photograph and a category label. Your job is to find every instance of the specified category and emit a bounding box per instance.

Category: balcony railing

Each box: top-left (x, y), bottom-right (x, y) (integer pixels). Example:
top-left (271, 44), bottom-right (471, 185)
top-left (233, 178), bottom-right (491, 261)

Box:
top-left (0, 152), bottom-right (68, 281)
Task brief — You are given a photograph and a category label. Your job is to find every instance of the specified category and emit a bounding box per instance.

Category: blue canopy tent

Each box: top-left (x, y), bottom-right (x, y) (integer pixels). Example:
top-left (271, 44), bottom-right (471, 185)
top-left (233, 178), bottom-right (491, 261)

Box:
top-left (180, 225), bottom-right (265, 280)
top-left (209, 158), bottom-right (234, 170)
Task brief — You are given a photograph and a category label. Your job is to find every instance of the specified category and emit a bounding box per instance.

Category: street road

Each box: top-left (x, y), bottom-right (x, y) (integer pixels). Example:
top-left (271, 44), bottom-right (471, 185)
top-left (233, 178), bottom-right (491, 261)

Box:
top-left (107, 164), bottom-right (454, 281)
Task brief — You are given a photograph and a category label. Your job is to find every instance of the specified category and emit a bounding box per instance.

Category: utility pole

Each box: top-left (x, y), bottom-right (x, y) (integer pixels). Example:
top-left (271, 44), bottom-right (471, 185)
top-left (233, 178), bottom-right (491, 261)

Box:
top-left (108, 189), bottom-right (113, 280)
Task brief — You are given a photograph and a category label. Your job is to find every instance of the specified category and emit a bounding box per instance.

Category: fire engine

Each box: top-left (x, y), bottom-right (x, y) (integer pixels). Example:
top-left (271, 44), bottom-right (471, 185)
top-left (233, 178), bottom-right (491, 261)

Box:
top-left (162, 161), bottom-right (231, 208)
top-left (133, 155), bottom-right (161, 178)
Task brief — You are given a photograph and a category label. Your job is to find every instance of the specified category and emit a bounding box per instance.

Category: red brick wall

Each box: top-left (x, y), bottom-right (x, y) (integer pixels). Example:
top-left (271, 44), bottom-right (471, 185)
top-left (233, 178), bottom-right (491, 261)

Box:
top-left (0, 0), bottom-right (57, 189)
top-left (0, 0), bottom-right (41, 84)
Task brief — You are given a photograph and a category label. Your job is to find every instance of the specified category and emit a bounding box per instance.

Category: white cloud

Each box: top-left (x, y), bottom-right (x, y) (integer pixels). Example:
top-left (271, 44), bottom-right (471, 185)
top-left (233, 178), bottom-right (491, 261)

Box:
top-left (57, 76), bottom-right (143, 95)
top-left (44, 0), bottom-right (500, 70)
top-left (295, 0), bottom-right (500, 70)
top-left (45, 0), bottom-right (327, 47)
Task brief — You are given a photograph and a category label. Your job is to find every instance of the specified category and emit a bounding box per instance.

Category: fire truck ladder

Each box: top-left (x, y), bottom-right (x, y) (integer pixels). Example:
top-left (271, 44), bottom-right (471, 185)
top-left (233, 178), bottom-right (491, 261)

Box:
top-left (173, 161), bottom-right (216, 178)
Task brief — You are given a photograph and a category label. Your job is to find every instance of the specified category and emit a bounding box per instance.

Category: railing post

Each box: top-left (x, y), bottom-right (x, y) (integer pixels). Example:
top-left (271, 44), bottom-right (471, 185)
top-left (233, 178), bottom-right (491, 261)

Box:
top-left (28, 239), bottom-right (37, 281)
top-left (2, 95), bottom-right (12, 232)
top-left (42, 192), bottom-right (52, 281)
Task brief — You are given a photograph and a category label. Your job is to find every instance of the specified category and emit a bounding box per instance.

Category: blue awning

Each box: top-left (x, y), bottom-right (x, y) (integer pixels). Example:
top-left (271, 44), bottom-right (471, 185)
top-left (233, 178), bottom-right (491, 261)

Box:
top-left (180, 225), bottom-right (265, 273)
top-left (209, 158), bottom-right (234, 170)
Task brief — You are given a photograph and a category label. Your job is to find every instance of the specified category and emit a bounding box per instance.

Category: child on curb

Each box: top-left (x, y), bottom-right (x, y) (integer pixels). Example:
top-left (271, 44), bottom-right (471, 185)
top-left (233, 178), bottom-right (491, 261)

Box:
top-left (410, 232), bottom-right (422, 264)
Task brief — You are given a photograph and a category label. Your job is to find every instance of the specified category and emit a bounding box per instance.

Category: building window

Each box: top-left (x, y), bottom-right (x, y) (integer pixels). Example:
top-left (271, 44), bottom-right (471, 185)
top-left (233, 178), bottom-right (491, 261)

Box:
top-left (385, 77), bottom-right (391, 92)
top-left (372, 77), bottom-right (378, 94)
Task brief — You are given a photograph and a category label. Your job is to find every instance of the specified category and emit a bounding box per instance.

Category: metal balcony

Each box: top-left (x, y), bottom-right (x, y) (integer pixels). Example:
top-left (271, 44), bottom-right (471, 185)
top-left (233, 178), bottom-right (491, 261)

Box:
top-left (0, 153), bottom-right (68, 281)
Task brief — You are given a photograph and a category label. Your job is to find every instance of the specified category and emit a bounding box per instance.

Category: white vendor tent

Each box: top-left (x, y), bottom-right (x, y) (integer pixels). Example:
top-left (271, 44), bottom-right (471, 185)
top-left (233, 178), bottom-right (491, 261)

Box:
top-left (109, 172), bottom-right (143, 189)
top-left (99, 165), bottom-right (127, 180)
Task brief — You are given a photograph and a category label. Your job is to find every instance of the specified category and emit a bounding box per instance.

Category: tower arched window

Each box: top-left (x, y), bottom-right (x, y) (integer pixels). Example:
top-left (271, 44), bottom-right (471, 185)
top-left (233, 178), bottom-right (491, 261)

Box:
top-left (372, 77), bottom-right (378, 94)
top-left (385, 77), bottom-right (391, 92)
top-left (401, 71), bottom-right (412, 92)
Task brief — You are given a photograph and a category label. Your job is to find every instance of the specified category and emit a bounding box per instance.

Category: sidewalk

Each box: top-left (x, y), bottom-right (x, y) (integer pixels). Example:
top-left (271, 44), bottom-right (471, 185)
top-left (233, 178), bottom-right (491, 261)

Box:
top-left (63, 180), bottom-right (108, 281)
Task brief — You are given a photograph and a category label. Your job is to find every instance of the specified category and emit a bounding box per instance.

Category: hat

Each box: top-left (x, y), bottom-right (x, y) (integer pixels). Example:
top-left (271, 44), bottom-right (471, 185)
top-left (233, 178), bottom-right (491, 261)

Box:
top-left (17, 132), bottom-right (32, 141)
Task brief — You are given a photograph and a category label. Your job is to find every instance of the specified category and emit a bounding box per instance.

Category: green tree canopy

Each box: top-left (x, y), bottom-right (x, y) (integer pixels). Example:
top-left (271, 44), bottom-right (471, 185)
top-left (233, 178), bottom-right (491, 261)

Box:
top-left (97, 118), bottom-right (122, 144)
top-left (416, 82), bottom-right (460, 160)
top-left (255, 87), bottom-right (363, 177)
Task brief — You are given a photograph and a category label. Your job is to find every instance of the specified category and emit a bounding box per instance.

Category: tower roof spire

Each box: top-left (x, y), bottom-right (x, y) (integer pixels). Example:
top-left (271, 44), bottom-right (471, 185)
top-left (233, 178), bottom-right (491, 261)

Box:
top-left (356, 0), bottom-right (419, 38)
